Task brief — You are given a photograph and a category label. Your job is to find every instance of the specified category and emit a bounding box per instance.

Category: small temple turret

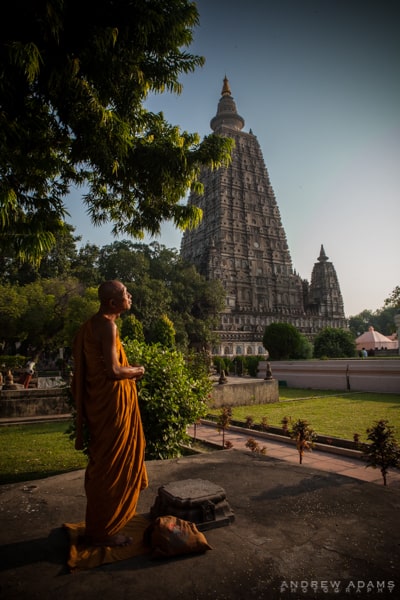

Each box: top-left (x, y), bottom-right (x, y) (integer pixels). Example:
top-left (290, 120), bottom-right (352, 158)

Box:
top-left (308, 245), bottom-right (345, 318)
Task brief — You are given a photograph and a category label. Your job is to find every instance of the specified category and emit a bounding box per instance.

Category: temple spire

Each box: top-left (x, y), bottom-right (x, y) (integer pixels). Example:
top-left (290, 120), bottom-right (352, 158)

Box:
top-left (210, 76), bottom-right (245, 132)
top-left (318, 244), bottom-right (329, 262)
top-left (221, 75), bottom-right (231, 96)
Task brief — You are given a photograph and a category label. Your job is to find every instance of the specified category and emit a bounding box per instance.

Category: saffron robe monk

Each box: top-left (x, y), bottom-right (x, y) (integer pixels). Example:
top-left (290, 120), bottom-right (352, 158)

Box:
top-left (71, 280), bottom-right (148, 547)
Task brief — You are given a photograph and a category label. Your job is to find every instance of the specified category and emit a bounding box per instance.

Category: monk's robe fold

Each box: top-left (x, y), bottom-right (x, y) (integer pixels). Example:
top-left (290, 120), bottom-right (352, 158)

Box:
top-left (72, 318), bottom-right (148, 541)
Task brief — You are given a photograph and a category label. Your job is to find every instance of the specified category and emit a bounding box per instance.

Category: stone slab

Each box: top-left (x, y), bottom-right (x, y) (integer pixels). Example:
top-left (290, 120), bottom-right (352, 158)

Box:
top-left (150, 478), bottom-right (235, 531)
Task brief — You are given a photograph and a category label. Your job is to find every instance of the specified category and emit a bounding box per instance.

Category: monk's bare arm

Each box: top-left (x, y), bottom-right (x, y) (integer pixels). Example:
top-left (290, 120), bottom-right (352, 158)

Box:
top-left (100, 319), bottom-right (145, 381)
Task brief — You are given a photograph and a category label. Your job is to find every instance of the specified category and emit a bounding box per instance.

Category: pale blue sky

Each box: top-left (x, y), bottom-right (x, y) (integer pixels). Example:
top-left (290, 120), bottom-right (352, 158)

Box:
top-left (65, 0), bottom-right (400, 317)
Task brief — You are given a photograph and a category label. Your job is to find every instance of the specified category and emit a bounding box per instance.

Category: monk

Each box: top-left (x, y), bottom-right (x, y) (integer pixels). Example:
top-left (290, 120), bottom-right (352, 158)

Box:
top-left (71, 280), bottom-right (148, 547)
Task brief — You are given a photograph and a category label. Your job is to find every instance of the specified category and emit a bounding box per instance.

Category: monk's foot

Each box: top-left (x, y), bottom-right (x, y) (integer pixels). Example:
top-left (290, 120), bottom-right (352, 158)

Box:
top-left (92, 534), bottom-right (133, 548)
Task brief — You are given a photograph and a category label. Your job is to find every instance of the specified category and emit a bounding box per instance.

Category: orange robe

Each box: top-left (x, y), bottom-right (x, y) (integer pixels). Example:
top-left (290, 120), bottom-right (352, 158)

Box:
top-left (71, 318), bottom-right (148, 541)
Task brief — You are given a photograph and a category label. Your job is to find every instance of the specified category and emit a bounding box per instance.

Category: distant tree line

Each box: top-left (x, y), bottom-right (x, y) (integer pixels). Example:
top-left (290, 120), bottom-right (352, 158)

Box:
top-left (0, 226), bottom-right (225, 360)
top-left (260, 289), bottom-right (399, 361)
top-left (0, 224), bottom-right (398, 364)
top-left (346, 285), bottom-right (400, 340)
top-left (260, 323), bottom-right (357, 361)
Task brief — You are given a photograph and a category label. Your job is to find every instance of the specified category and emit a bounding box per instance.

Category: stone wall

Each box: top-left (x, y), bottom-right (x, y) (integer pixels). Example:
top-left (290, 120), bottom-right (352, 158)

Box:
top-left (0, 388), bottom-right (70, 418)
top-left (209, 379), bottom-right (279, 408)
top-left (1, 380), bottom-right (280, 417)
top-left (257, 360), bottom-right (400, 393)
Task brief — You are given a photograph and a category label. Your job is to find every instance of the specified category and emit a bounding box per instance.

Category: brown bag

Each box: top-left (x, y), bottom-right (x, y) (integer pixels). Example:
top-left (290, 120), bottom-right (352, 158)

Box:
top-left (144, 515), bottom-right (212, 559)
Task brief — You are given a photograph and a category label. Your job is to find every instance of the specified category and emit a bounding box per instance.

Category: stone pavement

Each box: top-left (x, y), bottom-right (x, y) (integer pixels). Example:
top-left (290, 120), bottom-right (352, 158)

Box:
top-left (187, 421), bottom-right (400, 488)
top-left (1, 435), bottom-right (400, 599)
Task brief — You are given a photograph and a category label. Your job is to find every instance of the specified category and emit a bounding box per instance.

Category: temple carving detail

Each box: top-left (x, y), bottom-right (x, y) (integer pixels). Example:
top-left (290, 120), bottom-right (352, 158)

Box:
top-left (180, 78), bottom-right (347, 356)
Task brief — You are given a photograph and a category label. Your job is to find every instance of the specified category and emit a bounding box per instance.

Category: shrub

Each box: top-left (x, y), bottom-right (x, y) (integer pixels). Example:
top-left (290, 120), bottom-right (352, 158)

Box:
top-left (313, 327), bottom-right (356, 359)
top-left (233, 355), bottom-right (246, 375)
top-left (363, 419), bottom-right (400, 486)
top-left (217, 405), bottom-right (232, 449)
top-left (245, 355), bottom-right (263, 377)
top-left (147, 314), bottom-right (176, 348)
top-left (124, 340), bottom-right (211, 459)
top-left (213, 356), bottom-right (234, 375)
top-left (245, 438), bottom-right (267, 455)
top-left (245, 416), bottom-right (254, 429)
top-left (291, 335), bottom-right (313, 359)
top-left (121, 314), bottom-right (145, 343)
top-left (290, 419), bottom-right (317, 464)
top-left (262, 322), bottom-right (303, 360)
top-left (0, 355), bottom-right (27, 369)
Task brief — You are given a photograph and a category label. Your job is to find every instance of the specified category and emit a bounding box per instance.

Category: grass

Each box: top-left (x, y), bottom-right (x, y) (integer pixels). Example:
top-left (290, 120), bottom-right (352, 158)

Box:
top-left (1, 389), bottom-right (400, 485)
top-left (0, 421), bottom-right (87, 485)
top-left (207, 388), bottom-right (400, 443)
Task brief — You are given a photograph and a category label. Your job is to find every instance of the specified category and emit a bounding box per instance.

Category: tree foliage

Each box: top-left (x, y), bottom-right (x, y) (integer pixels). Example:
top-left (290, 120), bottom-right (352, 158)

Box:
top-left (61, 286), bottom-right (99, 348)
top-left (0, 0), bottom-right (233, 262)
top-left (0, 238), bottom-right (225, 356)
top-left (347, 285), bottom-right (400, 337)
top-left (384, 286), bottom-right (400, 309)
top-left (363, 420), bottom-right (400, 486)
top-left (0, 225), bottom-right (81, 285)
top-left (348, 307), bottom-right (398, 338)
top-left (147, 314), bottom-right (176, 348)
top-left (120, 314), bottom-right (145, 344)
top-left (0, 284), bottom-right (27, 346)
top-left (124, 340), bottom-right (211, 459)
top-left (313, 327), bottom-right (356, 359)
top-left (262, 322), bottom-right (304, 360)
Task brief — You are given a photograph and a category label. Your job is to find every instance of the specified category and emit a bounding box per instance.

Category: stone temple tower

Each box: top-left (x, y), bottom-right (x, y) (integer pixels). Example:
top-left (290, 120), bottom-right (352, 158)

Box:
top-left (307, 245), bottom-right (345, 318)
top-left (180, 77), bottom-right (347, 356)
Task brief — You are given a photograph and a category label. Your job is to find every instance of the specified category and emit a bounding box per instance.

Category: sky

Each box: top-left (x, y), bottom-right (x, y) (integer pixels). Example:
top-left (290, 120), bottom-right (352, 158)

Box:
top-left (65, 0), bottom-right (400, 318)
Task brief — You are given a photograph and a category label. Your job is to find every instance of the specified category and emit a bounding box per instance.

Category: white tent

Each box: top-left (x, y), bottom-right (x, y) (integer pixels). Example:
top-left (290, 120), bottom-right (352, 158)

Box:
top-left (355, 326), bottom-right (398, 351)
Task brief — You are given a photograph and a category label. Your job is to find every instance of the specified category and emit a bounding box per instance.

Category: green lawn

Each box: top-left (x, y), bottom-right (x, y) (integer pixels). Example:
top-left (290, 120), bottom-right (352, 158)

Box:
top-left (208, 389), bottom-right (400, 443)
top-left (1, 389), bottom-right (400, 485)
top-left (0, 421), bottom-right (87, 485)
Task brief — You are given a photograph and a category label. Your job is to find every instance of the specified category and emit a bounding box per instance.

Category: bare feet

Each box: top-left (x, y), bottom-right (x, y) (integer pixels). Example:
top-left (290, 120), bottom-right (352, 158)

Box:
top-left (91, 534), bottom-right (133, 547)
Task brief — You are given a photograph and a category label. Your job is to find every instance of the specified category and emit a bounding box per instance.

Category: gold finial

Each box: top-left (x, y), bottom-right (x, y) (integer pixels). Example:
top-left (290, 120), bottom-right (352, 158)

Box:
top-left (221, 76), bottom-right (231, 96)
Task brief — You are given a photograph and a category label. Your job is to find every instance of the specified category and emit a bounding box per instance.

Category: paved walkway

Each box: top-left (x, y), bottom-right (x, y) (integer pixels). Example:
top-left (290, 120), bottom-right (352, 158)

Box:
top-left (187, 421), bottom-right (400, 488)
top-left (2, 413), bottom-right (399, 488)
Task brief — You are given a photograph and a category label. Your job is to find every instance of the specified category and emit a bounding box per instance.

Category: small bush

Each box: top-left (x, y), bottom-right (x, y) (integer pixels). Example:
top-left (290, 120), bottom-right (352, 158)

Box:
top-left (313, 327), bottom-right (356, 359)
top-left (0, 355), bottom-right (27, 369)
top-left (124, 340), bottom-right (211, 460)
top-left (363, 420), bottom-right (400, 486)
top-left (244, 355), bottom-right (263, 377)
top-left (290, 419), bottom-right (317, 464)
top-left (245, 438), bottom-right (267, 455)
top-left (262, 322), bottom-right (304, 360)
top-left (245, 416), bottom-right (254, 429)
top-left (217, 405), bottom-right (232, 448)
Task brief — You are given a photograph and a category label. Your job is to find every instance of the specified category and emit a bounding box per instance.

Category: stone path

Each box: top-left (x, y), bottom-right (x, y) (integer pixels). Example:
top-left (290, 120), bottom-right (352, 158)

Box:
top-left (187, 421), bottom-right (400, 488)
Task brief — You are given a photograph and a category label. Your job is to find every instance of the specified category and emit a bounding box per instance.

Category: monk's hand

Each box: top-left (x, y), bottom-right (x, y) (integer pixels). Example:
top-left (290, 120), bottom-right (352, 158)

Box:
top-left (131, 365), bottom-right (145, 380)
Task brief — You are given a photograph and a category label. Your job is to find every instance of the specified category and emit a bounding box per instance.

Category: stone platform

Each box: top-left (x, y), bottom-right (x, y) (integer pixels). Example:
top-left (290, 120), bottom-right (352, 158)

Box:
top-left (0, 449), bottom-right (399, 599)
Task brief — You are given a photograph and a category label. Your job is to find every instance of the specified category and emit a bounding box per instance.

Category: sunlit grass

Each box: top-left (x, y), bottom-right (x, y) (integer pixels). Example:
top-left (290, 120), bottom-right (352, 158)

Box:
top-left (207, 389), bottom-right (400, 443)
top-left (0, 421), bottom-right (87, 485)
top-left (1, 389), bottom-right (400, 485)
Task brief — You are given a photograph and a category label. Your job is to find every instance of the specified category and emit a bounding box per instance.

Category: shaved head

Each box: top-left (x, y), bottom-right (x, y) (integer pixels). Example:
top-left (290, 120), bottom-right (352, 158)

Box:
top-left (98, 280), bottom-right (125, 305)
